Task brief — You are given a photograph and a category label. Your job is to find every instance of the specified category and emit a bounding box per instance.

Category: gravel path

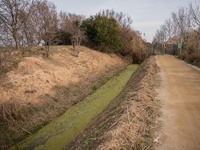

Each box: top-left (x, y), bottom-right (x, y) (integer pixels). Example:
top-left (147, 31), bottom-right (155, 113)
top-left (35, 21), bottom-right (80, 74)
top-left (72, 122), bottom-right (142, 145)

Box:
top-left (156, 55), bottom-right (200, 150)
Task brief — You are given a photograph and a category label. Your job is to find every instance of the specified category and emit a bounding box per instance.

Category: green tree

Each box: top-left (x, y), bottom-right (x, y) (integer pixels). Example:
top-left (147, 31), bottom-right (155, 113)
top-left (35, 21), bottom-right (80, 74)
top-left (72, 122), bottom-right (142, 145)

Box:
top-left (82, 15), bottom-right (122, 52)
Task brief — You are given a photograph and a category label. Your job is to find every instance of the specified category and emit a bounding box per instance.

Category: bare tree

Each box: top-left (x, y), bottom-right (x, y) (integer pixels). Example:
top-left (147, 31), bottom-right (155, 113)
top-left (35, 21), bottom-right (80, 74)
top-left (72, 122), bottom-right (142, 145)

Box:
top-left (0, 0), bottom-right (34, 49)
top-left (164, 19), bottom-right (175, 42)
top-left (20, 4), bottom-right (38, 46)
top-left (189, 2), bottom-right (200, 51)
top-left (30, 0), bottom-right (58, 57)
top-left (153, 1), bottom-right (200, 58)
top-left (59, 12), bottom-right (86, 55)
top-left (172, 8), bottom-right (192, 54)
top-left (35, 0), bottom-right (58, 44)
top-left (160, 25), bottom-right (168, 54)
top-left (70, 17), bottom-right (86, 47)
top-left (152, 29), bottom-right (166, 54)
top-left (189, 2), bottom-right (200, 28)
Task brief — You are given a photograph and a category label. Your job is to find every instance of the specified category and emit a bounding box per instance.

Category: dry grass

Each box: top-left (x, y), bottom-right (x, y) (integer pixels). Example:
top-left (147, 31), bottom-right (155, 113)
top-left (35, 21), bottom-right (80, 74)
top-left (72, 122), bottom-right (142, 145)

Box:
top-left (0, 46), bottom-right (129, 149)
top-left (0, 100), bottom-right (26, 124)
top-left (0, 48), bottom-right (22, 74)
top-left (0, 99), bottom-right (31, 150)
top-left (97, 57), bottom-right (159, 150)
top-left (66, 56), bottom-right (159, 150)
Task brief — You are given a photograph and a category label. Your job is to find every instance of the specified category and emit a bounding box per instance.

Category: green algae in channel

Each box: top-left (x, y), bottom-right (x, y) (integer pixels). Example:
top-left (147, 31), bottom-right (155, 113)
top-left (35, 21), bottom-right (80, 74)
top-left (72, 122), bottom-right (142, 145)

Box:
top-left (12, 64), bottom-right (138, 150)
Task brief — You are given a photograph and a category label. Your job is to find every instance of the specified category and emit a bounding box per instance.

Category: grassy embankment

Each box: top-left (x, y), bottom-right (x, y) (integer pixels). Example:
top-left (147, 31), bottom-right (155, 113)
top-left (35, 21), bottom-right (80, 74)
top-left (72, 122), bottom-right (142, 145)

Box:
top-left (12, 64), bottom-right (138, 150)
top-left (0, 46), bottom-right (129, 149)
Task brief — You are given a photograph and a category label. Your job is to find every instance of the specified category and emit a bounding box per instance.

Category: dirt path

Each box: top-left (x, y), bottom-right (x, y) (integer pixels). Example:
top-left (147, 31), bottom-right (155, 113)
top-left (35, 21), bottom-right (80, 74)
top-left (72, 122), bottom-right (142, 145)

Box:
top-left (156, 55), bottom-right (200, 150)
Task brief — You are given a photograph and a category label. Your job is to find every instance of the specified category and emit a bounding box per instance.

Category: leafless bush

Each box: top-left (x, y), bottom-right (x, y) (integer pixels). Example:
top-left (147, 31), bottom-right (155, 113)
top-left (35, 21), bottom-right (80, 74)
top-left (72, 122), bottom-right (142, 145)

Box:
top-left (178, 50), bottom-right (200, 67)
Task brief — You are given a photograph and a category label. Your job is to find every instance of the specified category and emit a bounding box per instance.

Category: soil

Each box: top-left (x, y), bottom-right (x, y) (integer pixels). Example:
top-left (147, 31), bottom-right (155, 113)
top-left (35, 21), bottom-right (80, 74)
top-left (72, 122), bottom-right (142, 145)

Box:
top-left (155, 55), bottom-right (200, 150)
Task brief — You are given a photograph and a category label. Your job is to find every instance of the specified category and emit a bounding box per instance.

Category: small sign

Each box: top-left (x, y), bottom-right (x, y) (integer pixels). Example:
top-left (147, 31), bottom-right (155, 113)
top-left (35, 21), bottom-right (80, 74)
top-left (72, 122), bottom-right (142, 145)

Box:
top-left (178, 42), bottom-right (182, 49)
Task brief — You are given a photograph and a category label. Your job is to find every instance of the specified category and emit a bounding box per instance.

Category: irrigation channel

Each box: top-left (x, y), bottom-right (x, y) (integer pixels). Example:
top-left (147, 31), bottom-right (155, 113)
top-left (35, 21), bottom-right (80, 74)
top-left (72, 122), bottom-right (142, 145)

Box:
top-left (13, 64), bottom-right (138, 150)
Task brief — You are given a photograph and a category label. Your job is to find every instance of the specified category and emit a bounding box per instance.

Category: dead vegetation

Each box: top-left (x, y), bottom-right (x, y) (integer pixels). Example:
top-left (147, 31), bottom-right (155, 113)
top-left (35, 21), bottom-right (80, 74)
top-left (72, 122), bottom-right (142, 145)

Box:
top-left (66, 56), bottom-right (159, 150)
top-left (0, 47), bottom-right (22, 74)
top-left (0, 46), bottom-right (56, 75)
top-left (0, 99), bottom-right (31, 150)
top-left (178, 51), bottom-right (200, 68)
top-left (0, 46), bottom-right (128, 149)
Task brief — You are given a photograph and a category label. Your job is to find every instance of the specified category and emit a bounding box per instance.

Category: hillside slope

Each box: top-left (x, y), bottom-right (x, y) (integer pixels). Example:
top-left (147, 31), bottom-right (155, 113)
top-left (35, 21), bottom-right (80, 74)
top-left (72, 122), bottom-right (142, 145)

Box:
top-left (0, 46), bottom-right (128, 149)
top-left (1, 46), bottom-right (127, 104)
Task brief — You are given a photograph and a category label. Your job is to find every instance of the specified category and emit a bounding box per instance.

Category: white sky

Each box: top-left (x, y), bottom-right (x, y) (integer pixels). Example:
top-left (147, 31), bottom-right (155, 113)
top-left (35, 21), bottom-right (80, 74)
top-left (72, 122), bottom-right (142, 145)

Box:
top-left (50, 0), bottom-right (198, 42)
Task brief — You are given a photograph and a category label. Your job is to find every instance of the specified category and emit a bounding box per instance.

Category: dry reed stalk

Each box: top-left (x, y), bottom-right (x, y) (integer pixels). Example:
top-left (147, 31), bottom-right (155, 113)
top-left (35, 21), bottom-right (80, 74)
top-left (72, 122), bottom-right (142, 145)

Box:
top-left (96, 56), bottom-right (159, 150)
top-left (0, 100), bottom-right (28, 126)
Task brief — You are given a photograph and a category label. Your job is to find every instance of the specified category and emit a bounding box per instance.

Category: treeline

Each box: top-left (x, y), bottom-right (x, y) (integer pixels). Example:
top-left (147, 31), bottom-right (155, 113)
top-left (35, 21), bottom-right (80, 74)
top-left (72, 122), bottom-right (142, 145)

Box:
top-left (0, 0), bottom-right (149, 63)
top-left (153, 1), bottom-right (200, 66)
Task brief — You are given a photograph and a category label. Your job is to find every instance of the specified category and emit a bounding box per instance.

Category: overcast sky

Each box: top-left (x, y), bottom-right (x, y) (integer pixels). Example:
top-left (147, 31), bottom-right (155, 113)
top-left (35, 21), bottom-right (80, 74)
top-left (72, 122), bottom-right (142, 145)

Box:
top-left (50, 0), bottom-right (198, 42)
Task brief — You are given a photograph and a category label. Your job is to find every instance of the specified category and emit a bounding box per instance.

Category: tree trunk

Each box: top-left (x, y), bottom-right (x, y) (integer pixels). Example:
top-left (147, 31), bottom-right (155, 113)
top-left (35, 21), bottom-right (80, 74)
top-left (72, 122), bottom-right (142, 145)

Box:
top-left (15, 38), bottom-right (19, 49)
top-left (13, 31), bottom-right (20, 49)
top-left (198, 36), bottom-right (200, 53)
top-left (46, 41), bottom-right (50, 58)
top-left (0, 54), bottom-right (2, 72)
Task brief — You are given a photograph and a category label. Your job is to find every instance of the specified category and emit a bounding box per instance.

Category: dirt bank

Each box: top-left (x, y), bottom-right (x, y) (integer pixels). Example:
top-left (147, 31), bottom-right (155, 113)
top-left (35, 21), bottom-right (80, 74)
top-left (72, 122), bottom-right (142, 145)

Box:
top-left (0, 46), bottom-right (128, 149)
top-left (66, 56), bottom-right (159, 149)
top-left (155, 55), bottom-right (200, 150)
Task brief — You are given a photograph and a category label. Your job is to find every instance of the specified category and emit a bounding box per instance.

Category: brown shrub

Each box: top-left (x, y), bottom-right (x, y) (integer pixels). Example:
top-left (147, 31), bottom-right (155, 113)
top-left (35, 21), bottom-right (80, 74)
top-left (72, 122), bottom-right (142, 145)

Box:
top-left (178, 50), bottom-right (200, 67)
